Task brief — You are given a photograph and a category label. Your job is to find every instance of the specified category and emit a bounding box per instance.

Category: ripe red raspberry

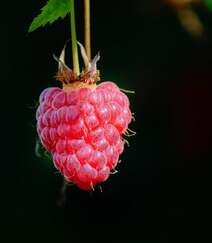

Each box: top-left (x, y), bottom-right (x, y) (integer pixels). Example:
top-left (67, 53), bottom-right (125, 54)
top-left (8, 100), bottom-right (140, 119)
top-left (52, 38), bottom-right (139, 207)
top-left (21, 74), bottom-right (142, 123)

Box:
top-left (36, 45), bottom-right (133, 190)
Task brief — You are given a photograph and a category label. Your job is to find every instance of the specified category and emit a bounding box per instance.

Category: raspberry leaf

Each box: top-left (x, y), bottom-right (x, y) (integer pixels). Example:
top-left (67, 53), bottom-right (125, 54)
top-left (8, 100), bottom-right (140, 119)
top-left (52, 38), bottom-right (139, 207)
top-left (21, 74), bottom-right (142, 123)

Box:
top-left (28, 0), bottom-right (71, 32)
top-left (35, 139), bottom-right (52, 161)
top-left (204, 0), bottom-right (212, 10)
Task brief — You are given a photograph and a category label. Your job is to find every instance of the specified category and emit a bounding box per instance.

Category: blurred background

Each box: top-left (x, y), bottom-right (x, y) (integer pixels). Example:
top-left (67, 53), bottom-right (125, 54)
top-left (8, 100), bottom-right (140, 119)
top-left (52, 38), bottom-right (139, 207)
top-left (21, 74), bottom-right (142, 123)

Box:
top-left (1, 0), bottom-right (211, 242)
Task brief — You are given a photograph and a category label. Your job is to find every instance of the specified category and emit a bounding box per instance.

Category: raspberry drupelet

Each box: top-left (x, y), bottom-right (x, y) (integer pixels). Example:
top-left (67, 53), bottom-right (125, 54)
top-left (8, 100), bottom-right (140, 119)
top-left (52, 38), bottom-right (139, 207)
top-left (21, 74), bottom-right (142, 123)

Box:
top-left (36, 44), bottom-right (133, 190)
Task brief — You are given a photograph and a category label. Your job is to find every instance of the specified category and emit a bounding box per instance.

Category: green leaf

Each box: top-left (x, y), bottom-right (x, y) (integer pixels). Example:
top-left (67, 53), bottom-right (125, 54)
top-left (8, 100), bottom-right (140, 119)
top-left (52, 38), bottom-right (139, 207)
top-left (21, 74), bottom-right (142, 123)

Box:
top-left (35, 139), bottom-right (52, 161)
top-left (204, 0), bottom-right (212, 11)
top-left (29, 0), bottom-right (71, 32)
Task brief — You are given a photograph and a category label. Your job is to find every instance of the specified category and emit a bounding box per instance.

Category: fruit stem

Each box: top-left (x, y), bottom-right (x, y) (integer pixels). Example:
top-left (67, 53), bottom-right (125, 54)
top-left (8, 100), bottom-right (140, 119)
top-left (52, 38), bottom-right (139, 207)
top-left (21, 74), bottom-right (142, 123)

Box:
top-left (84, 0), bottom-right (91, 60)
top-left (57, 179), bottom-right (68, 207)
top-left (70, 0), bottom-right (80, 75)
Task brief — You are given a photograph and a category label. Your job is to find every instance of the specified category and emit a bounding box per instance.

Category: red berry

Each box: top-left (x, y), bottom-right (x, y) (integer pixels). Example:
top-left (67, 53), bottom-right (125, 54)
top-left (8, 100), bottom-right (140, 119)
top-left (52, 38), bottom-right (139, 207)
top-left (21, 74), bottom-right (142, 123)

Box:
top-left (36, 82), bottom-right (132, 190)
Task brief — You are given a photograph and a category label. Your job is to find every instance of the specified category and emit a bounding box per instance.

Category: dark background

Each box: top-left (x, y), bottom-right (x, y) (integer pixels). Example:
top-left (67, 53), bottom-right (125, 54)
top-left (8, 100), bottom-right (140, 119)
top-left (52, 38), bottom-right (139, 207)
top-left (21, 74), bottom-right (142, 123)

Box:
top-left (1, 0), bottom-right (211, 242)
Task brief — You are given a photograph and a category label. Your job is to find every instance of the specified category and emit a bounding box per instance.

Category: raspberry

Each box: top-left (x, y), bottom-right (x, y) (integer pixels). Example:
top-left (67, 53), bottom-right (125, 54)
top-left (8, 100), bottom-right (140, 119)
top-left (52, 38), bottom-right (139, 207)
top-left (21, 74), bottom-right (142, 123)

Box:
top-left (36, 45), bottom-right (133, 190)
top-left (36, 82), bottom-right (132, 190)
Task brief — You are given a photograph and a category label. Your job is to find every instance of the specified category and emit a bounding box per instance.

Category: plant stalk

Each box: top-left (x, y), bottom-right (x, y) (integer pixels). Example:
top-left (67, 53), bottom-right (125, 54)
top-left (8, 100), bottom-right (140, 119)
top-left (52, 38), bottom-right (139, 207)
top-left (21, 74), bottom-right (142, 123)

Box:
top-left (57, 179), bottom-right (68, 207)
top-left (84, 0), bottom-right (91, 60)
top-left (70, 0), bottom-right (80, 75)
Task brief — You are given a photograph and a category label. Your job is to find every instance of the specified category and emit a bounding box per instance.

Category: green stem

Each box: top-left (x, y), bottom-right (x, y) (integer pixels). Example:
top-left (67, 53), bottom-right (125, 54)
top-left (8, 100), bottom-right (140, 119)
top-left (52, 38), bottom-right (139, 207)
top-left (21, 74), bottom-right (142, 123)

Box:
top-left (70, 0), bottom-right (80, 75)
top-left (84, 0), bottom-right (91, 60)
